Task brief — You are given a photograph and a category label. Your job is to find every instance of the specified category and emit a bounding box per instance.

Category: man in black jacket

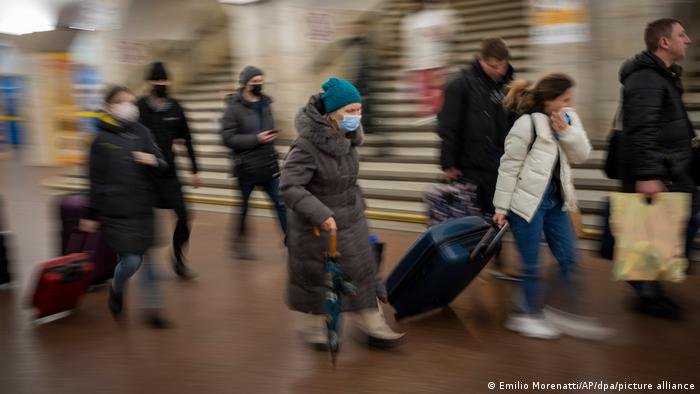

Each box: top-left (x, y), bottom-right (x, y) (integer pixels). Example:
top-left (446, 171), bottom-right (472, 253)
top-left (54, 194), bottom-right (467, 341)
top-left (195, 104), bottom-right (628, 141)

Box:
top-left (220, 66), bottom-right (287, 260)
top-left (438, 38), bottom-right (515, 216)
top-left (619, 19), bottom-right (695, 318)
top-left (138, 61), bottom-right (200, 280)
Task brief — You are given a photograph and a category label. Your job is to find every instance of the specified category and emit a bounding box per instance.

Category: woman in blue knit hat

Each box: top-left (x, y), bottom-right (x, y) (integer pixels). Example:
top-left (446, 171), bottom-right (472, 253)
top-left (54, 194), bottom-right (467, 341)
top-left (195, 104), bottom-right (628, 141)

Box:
top-left (280, 78), bottom-right (405, 349)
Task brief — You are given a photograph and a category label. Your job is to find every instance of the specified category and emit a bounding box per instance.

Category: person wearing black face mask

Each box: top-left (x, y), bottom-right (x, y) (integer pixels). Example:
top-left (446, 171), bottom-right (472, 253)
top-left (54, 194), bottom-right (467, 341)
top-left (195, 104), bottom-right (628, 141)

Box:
top-left (137, 61), bottom-right (200, 280)
top-left (220, 66), bottom-right (287, 260)
top-left (153, 84), bottom-right (168, 98)
top-left (250, 83), bottom-right (263, 97)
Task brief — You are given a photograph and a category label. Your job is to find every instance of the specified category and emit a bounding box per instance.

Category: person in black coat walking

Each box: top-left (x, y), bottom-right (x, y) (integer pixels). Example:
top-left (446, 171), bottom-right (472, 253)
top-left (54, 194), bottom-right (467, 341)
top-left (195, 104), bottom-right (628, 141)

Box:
top-left (437, 38), bottom-right (516, 278)
top-left (220, 66), bottom-right (287, 259)
top-left (137, 61), bottom-right (200, 280)
top-left (437, 38), bottom-right (516, 216)
top-left (80, 86), bottom-right (171, 328)
top-left (618, 19), bottom-right (696, 319)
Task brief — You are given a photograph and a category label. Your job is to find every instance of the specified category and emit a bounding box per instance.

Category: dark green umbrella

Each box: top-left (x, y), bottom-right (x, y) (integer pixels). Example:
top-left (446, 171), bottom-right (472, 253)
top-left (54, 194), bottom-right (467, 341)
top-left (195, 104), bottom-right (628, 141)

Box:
top-left (317, 229), bottom-right (356, 367)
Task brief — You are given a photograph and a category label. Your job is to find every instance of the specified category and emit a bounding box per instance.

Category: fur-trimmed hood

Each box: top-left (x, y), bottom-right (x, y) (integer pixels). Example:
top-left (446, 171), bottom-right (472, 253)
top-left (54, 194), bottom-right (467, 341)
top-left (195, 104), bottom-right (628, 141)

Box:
top-left (293, 93), bottom-right (364, 157)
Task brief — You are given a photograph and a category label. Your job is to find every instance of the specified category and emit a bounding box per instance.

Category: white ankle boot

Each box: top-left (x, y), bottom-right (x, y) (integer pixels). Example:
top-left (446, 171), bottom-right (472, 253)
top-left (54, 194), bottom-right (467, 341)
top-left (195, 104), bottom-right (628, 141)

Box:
top-left (355, 303), bottom-right (406, 347)
top-left (299, 313), bottom-right (328, 348)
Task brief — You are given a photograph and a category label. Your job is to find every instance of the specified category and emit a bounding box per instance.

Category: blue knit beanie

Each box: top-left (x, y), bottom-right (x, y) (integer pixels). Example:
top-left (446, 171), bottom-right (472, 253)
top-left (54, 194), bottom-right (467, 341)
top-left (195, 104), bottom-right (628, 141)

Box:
top-left (321, 77), bottom-right (361, 113)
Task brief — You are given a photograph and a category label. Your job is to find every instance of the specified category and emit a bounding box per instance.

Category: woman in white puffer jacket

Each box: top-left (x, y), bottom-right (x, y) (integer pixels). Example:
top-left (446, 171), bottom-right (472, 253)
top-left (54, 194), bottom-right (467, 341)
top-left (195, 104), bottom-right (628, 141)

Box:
top-left (493, 74), bottom-right (611, 340)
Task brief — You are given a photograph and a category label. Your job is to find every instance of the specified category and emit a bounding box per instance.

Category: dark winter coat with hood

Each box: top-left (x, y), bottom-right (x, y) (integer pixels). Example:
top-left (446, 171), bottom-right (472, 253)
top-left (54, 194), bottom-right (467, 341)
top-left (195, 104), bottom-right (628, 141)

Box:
top-left (88, 116), bottom-right (167, 254)
top-left (619, 51), bottom-right (695, 193)
top-left (280, 94), bottom-right (382, 314)
top-left (437, 59), bottom-right (516, 213)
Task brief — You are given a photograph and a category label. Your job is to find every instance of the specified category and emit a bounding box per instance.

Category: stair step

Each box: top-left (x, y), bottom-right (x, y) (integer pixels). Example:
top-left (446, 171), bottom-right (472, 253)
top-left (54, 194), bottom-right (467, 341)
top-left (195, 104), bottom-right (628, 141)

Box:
top-left (188, 111), bottom-right (225, 122)
top-left (182, 82), bottom-right (236, 93)
top-left (195, 75), bottom-right (236, 84)
top-left (180, 92), bottom-right (230, 102)
top-left (688, 110), bottom-right (700, 123)
top-left (384, 0), bottom-right (523, 14)
top-left (377, 37), bottom-right (529, 54)
top-left (382, 26), bottom-right (529, 46)
top-left (45, 173), bottom-right (612, 224)
top-left (386, 8), bottom-right (526, 27)
top-left (183, 101), bottom-right (226, 111)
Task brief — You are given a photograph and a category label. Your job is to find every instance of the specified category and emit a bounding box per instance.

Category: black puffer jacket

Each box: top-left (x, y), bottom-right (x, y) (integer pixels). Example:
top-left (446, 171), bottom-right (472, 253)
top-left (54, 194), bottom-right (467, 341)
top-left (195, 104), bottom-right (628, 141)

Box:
top-left (137, 96), bottom-right (198, 177)
top-left (619, 51), bottom-right (695, 193)
top-left (220, 91), bottom-right (277, 181)
top-left (437, 59), bottom-right (516, 213)
top-left (88, 116), bottom-right (167, 254)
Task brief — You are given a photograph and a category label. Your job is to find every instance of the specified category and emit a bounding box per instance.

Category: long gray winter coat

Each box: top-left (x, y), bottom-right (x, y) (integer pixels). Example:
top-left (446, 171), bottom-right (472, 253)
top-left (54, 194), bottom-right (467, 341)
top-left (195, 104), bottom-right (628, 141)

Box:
top-left (281, 94), bottom-right (381, 314)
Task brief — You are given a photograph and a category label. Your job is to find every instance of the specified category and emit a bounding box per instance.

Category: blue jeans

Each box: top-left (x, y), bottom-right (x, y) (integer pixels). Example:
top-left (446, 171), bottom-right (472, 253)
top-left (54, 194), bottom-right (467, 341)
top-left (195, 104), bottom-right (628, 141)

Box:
top-left (237, 177), bottom-right (287, 239)
top-left (509, 183), bottom-right (580, 315)
top-left (112, 253), bottom-right (161, 309)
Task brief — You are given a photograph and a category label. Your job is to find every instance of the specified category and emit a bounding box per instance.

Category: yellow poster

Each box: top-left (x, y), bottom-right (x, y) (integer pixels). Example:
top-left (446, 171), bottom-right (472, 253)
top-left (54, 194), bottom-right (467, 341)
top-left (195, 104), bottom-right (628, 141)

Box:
top-left (40, 53), bottom-right (89, 166)
top-left (531, 0), bottom-right (589, 45)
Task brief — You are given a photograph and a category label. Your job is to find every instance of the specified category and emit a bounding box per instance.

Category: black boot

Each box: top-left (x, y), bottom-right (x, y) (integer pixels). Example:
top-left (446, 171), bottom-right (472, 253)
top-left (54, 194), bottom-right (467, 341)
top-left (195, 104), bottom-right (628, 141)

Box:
top-left (0, 232), bottom-right (12, 287)
top-left (173, 255), bottom-right (197, 281)
top-left (144, 310), bottom-right (173, 329)
top-left (637, 296), bottom-right (682, 320)
top-left (232, 239), bottom-right (256, 260)
top-left (108, 287), bottom-right (124, 321)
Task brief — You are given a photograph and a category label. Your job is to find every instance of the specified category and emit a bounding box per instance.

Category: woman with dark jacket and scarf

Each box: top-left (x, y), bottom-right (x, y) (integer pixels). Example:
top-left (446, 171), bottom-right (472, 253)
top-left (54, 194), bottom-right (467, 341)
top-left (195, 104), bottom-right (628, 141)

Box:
top-left (281, 78), bottom-right (405, 348)
top-left (80, 86), bottom-right (171, 328)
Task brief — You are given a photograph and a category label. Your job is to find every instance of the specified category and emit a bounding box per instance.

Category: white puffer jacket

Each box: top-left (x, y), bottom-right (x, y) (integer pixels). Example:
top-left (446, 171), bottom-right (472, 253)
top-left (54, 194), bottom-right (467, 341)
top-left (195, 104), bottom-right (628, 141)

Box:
top-left (493, 109), bottom-right (591, 223)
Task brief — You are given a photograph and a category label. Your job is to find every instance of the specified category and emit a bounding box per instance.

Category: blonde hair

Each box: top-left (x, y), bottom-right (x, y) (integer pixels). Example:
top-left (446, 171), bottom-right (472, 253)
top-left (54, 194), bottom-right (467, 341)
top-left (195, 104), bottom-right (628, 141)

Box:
top-left (503, 73), bottom-right (574, 114)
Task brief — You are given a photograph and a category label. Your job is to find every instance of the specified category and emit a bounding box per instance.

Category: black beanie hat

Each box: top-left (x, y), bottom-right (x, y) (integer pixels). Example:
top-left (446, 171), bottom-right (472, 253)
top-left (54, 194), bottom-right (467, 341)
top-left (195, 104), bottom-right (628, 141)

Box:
top-left (239, 65), bottom-right (264, 86)
top-left (147, 61), bottom-right (168, 81)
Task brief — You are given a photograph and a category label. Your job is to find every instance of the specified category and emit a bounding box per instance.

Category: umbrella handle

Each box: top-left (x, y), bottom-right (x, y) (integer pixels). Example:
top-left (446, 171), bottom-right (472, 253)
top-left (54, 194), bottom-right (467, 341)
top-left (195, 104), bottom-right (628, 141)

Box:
top-left (313, 227), bottom-right (338, 257)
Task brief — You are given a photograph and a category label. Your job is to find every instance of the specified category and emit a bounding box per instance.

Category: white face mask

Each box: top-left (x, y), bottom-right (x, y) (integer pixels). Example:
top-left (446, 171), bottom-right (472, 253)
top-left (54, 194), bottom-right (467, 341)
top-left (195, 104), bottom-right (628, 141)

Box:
top-left (110, 102), bottom-right (139, 123)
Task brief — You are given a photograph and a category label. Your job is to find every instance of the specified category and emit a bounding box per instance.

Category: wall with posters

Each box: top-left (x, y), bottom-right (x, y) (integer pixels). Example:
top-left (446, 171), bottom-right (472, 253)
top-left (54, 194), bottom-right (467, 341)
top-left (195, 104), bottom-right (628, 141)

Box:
top-left (224, 0), bottom-right (383, 137)
top-left (527, 0), bottom-right (675, 140)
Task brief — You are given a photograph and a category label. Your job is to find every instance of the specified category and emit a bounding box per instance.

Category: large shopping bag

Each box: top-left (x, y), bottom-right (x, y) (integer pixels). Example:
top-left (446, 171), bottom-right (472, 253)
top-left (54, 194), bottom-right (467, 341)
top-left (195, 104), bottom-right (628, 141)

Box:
top-left (609, 192), bottom-right (690, 282)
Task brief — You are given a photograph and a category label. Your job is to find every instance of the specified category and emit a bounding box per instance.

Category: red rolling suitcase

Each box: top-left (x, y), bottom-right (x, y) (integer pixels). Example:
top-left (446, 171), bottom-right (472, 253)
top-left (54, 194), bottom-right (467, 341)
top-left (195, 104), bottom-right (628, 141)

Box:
top-left (30, 232), bottom-right (97, 319)
top-left (31, 253), bottom-right (95, 319)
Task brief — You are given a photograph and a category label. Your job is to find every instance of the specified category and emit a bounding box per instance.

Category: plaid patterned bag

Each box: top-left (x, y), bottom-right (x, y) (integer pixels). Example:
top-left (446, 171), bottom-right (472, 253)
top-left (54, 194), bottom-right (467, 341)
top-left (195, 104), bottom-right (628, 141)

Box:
top-left (424, 179), bottom-right (483, 226)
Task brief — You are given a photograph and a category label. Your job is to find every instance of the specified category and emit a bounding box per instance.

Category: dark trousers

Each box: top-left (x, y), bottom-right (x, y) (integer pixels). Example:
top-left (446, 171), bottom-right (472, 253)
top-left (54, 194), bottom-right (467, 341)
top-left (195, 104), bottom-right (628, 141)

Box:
top-left (237, 177), bottom-right (287, 240)
top-left (154, 176), bottom-right (190, 264)
top-left (0, 233), bottom-right (10, 283)
top-left (172, 196), bottom-right (190, 264)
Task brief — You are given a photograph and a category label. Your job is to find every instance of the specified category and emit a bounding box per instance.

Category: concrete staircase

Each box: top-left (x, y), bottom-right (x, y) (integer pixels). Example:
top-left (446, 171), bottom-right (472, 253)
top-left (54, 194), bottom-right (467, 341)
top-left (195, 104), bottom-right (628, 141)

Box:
top-left (45, 0), bottom-right (700, 241)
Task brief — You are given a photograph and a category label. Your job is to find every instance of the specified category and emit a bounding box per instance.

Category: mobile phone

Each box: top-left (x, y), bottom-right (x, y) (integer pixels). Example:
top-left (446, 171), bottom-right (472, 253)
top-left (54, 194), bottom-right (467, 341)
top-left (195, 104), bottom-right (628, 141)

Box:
top-left (563, 112), bottom-right (571, 125)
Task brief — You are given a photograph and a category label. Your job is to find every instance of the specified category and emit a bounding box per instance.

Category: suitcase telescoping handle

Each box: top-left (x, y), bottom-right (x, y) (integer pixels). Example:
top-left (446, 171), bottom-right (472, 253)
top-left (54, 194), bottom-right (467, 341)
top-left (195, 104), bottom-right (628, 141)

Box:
top-left (66, 228), bottom-right (98, 254)
top-left (469, 222), bottom-right (509, 261)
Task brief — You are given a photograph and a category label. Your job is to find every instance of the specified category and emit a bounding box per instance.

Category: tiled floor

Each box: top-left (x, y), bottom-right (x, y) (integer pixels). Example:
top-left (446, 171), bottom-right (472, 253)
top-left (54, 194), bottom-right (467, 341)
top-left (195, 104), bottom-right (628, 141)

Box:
top-left (1, 160), bottom-right (698, 393)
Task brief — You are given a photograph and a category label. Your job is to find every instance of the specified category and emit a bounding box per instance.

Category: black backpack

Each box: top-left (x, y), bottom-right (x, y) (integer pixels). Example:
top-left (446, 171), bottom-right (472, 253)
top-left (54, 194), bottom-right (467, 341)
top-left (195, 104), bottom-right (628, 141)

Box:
top-left (604, 97), bottom-right (623, 180)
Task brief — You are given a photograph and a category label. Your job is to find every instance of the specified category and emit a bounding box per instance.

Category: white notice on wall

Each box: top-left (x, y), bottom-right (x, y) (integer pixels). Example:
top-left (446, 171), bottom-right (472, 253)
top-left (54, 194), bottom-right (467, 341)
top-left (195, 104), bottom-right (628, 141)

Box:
top-left (305, 12), bottom-right (335, 43)
top-left (114, 40), bottom-right (147, 65)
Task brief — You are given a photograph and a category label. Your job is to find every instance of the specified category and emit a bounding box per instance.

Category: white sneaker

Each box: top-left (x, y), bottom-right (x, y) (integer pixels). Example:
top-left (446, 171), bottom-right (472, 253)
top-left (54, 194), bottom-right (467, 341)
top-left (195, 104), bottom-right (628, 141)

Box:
top-left (543, 307), bottom-right (614, 341)
top-left (505, 314), bottom-right (562, 339)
